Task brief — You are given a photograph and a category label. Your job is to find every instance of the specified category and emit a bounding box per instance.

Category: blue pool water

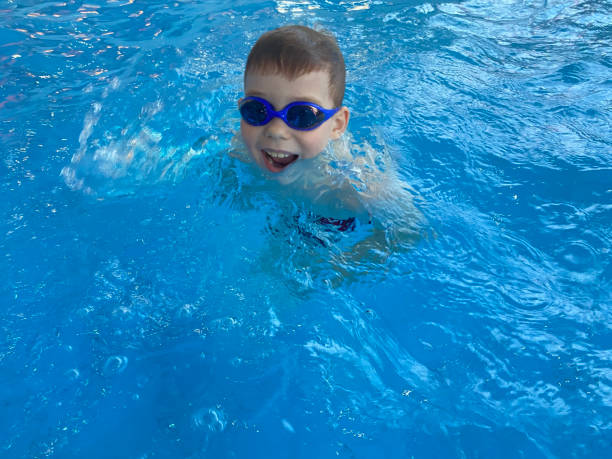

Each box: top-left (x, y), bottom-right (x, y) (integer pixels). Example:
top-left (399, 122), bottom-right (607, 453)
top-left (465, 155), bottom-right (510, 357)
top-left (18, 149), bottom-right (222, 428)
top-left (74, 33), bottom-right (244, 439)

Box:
top-left (1, 0), bottom-right (611, 457)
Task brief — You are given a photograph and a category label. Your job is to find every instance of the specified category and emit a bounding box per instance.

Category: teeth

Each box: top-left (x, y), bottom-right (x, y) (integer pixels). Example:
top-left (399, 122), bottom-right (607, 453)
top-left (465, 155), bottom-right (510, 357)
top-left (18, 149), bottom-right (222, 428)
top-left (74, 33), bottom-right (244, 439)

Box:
top-left (265, 150), bottom-right (291, 158)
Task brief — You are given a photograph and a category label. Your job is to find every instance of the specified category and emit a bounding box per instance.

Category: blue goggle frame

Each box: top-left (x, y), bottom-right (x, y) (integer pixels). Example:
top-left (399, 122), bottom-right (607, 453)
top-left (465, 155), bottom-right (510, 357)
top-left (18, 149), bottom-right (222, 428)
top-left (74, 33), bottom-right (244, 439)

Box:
top-left (239, 96), bottom-right (339, 131)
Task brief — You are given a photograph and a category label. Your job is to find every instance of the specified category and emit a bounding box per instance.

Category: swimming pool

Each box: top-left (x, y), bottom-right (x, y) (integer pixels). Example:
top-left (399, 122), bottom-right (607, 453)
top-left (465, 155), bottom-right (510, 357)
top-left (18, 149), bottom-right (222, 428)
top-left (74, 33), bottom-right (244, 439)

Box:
top-left (1, 0), bottom-right (610, 457)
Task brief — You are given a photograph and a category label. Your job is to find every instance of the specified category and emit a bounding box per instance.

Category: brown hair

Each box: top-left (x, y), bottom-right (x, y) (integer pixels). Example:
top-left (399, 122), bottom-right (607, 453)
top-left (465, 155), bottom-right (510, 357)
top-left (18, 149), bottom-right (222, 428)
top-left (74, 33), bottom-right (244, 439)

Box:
top-left (244, 25), bottom-right (346, 107)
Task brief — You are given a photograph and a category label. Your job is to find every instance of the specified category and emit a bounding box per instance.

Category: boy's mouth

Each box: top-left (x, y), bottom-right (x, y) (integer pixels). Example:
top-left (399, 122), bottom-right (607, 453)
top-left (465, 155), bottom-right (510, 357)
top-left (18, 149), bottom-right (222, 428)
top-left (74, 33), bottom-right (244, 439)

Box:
top-left (261, 148), bottom-right (299, 172)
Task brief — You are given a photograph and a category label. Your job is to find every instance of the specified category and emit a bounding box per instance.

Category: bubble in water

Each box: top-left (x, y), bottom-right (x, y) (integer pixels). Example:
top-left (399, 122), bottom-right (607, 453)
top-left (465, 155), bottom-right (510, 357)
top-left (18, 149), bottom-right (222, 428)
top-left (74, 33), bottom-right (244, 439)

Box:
top-left (281, 418), bottom-right (295, 433)
top-left (537, 203), bottom-right (582, 231)
top-left (415, 3), bottom-right (435, 14)
top-left (65, 368), bottom-right (80, 381)
top-left (103, 355), bottom-right (128, 376)
top-left (266, 307), bottom-right (281, 337)
top-left (109, 76), bottom-right (120, 90)
top-left (559, 240), bottom-right (597, 272)
top-left (212, 316), bottom-right (240, 331)
top-left (192, 407), bottom-right (227, 433)
top-left (176, 303), bottom-right (195, 319)
top-left (136, 375), bottom-right (149, 388)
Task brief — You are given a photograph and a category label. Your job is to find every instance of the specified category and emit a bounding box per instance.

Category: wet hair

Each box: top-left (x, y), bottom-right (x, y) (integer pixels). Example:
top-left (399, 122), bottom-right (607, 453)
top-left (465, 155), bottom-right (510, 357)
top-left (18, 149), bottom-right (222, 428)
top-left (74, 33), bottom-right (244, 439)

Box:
top-left (244, 25), bottom-right (346, 107)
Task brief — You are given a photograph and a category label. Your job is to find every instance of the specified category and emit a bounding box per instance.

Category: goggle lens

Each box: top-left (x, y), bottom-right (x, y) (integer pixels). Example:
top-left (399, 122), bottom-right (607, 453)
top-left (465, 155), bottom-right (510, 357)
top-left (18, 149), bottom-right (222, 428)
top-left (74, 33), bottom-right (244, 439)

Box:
top-left (240, 99), bottom-right (268, 125)
top-left (286, 105), bottom-right (325, 129)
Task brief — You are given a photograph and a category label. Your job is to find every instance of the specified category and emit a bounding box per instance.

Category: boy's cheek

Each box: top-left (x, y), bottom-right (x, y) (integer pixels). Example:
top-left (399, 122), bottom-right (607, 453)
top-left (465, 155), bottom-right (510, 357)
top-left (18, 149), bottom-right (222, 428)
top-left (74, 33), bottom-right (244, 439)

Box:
top-left (239, 122), bottom-right (264, 166)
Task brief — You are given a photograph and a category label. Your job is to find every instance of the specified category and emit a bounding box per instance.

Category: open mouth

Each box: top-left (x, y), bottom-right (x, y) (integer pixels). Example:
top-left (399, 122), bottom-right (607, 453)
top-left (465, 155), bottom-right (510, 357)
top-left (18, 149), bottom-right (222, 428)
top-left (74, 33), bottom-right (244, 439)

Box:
top-left (261, 149), bottom-right (299, 172)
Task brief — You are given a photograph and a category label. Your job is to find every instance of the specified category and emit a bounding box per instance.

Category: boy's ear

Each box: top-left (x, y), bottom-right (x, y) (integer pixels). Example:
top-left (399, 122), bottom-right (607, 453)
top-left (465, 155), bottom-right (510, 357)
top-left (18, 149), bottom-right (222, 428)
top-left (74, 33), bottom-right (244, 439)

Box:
top-left (330, 106), bottom-right (350, 140)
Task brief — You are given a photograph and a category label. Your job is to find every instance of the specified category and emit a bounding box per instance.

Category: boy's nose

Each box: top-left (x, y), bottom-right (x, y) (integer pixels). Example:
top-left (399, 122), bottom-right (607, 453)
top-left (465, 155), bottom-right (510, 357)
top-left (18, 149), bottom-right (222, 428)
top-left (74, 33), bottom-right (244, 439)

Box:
top-left (264, 116), bottom-right (290, 140)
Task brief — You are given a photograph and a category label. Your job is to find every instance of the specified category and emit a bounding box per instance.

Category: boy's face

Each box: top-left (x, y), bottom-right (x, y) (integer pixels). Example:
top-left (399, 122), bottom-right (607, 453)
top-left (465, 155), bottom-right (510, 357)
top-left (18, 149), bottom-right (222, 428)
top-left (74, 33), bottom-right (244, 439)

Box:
top-left (240, 70), bottom-right (349, 173)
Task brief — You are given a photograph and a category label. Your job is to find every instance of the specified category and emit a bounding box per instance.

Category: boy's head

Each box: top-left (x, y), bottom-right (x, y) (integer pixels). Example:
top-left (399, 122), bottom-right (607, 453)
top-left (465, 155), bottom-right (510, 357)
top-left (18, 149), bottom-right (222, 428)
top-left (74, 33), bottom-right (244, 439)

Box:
top-left (245, 25), bottom-right (346, 107)
top-left (240, 25), bottom-right (350, 173)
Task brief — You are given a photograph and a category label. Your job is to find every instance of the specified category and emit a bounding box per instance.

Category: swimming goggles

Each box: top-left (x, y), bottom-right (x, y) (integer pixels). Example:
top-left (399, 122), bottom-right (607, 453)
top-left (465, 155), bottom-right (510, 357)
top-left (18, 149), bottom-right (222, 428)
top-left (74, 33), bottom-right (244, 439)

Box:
top-left (239, 96), bottom-right (339, 131)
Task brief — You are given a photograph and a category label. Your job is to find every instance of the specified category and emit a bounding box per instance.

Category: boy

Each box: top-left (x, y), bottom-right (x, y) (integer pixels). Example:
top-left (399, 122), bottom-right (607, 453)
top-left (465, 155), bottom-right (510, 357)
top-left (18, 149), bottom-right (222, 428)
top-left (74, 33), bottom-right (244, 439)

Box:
top-left (238, 25), bottom-right (421, 247)
top-left (237, 25), bottom-right (377, 221)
